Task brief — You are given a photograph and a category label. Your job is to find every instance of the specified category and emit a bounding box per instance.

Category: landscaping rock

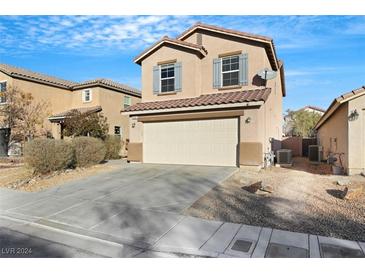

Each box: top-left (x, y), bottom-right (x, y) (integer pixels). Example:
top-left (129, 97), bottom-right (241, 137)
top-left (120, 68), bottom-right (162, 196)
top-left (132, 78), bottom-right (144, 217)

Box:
top-left (261, 185), bottom-right (274, 193)
top-left (342, 185), bottom-right (364, 200)
top-left (242, 181), bottom-right (262, 193)
top-left (337, 178), bottom-right (350, 186)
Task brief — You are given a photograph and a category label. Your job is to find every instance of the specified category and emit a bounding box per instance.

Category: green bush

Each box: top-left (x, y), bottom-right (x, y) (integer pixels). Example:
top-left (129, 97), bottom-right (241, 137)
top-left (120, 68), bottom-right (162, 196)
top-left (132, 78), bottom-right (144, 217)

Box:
top-left (104, 135), bottom-right (122, 159)
top-left (72, 137), bottom-right (106, 167)
top-left (24, 139), bottom-right (74, 174)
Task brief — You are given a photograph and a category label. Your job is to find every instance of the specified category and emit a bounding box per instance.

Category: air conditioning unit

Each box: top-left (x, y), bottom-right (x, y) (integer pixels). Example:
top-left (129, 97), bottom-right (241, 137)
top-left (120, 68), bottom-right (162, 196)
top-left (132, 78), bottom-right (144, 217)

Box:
top-left (308, 145), bottom-right (323, 163)
top-left (276, 149), bottom-right (292, 165)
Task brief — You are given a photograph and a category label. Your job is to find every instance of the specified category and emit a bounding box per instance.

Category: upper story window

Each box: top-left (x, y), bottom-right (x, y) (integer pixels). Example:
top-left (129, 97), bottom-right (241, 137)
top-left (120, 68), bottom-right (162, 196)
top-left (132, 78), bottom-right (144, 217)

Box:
top-left (0, 81), bottom-right (7, 104)
top-left (83, 89), bottom-right (92, 102)
top-left (160, 64), bottom-right (175, 92)
top-left (153, 62), bottom-right (182, 94)
top-left (114, 126), bottom-right (121, 135)
top-left (213, 53), bottom-right (248, 89)
top-left (222, 55), bottom-right (239, 87)
top-left (124, 95), bottom-right (131, 109)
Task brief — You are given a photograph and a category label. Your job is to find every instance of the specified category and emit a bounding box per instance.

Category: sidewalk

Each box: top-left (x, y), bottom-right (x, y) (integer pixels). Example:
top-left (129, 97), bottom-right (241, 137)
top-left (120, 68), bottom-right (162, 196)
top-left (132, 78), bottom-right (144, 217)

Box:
top-left (1, 214), bottom-right (364, 258)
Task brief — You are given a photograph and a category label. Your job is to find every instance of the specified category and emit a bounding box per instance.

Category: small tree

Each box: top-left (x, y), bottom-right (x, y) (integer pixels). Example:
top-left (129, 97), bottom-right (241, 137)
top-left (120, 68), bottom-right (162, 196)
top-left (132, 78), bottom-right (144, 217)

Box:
top-left (63, 110), bottom-right (109, 140)
top-left (0, 85), bottom-right (49, 153)
top-left (286, 109), bottom-right (322, 137)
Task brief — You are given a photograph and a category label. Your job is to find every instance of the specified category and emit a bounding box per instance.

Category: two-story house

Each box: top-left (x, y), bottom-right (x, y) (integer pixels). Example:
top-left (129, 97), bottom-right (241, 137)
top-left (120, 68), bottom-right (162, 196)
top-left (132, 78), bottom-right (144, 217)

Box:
top-left (124, 23), bottom-right (286, 167)
top-left (0, 64), bottom-right (141, 154)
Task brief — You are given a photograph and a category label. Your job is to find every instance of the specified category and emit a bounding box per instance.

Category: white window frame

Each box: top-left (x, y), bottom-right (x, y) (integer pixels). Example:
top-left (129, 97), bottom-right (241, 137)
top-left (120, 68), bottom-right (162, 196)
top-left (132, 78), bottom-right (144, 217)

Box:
top-left (124, 95), bottom-right (131, 109)
top-left (0, 80), bottom-right (7, 104)
top-left (221, 55), bottom-right (240, 87)
top-left (83, 89), bottom-right (92, 103)
top-left (159, 64), bottom-right (175, 93)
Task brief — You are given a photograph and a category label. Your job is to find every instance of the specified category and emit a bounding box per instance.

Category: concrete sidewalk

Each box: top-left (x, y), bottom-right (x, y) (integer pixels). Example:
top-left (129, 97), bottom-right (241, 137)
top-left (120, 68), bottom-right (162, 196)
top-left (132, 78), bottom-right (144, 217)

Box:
top-left (1, 214), bottom-right (364, 258)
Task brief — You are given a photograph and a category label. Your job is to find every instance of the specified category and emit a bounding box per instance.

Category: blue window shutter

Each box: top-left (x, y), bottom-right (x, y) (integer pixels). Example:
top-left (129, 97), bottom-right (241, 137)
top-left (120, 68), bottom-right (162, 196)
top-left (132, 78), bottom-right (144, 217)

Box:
top-left (174, 62), bottom-right (182, 92)
top-left (213, 58), bottom-right (222, 88)
top-left (239, 53), bottom-right (248, 85)
top-left (153, 66), bottom-right (160, 94)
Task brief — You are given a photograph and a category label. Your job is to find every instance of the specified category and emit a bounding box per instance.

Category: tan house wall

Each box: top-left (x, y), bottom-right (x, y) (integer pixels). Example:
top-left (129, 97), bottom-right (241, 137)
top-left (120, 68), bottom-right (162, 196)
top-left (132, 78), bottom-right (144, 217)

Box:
top-left (317, 103), bottom-right (349, 172)
top-left (184, 30), bottom-right (272, 95)
top-left (348, 95), bottom-right (365, 175)
top-left (0, 71), bottom-right (141, 143)
top-left (141, 45), bottom-right (201, 102)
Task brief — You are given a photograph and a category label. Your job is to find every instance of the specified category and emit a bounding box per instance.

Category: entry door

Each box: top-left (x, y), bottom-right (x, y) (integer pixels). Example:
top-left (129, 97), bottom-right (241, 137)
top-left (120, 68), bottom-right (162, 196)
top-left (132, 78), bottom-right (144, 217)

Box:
top-left (143, 118), bottom-right (239, 166)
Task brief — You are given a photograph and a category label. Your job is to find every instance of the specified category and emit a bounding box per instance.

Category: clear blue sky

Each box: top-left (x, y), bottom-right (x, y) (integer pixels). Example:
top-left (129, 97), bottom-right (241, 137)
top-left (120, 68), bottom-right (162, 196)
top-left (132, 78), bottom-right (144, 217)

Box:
top-left (0, 15), bottom-right (364, 111)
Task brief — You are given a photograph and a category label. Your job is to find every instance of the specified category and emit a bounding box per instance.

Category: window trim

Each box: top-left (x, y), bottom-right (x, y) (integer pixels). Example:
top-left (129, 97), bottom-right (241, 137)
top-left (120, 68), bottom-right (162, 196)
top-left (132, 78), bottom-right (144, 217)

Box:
top-left (159, 63), bottom-right (175, 93)
top-left (0, 80), bottom-right (8, 104)
top-left (114, 126), bottom-right (121, 135)
top-left (82, 89), bottom-right (92, 103)
top-left (221, 55), bottom-right (240, 88)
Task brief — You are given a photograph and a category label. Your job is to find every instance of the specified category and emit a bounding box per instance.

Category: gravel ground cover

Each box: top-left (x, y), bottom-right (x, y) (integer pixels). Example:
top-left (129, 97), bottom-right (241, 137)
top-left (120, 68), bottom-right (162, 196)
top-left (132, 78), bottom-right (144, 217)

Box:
top-left (0, 160), bottom-right (124, 192)
top-left (185, 157), bottom-right (365, 241)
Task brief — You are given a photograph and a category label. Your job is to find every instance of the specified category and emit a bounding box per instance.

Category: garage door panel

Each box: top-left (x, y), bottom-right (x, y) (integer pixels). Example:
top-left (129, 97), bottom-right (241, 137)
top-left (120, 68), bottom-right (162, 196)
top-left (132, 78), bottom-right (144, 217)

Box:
top-left (143, 118), bottom-right (238, 167)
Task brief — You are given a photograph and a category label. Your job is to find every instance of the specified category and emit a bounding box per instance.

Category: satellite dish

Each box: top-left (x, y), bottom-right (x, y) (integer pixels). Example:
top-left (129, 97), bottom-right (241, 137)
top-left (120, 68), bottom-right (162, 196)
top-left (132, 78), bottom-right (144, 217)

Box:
top-left (258, 68), bottom-right (277, 80)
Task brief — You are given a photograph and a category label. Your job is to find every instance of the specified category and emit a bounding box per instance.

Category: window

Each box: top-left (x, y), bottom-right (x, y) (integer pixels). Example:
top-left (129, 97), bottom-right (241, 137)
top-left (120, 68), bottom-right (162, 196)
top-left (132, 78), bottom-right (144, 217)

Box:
top-left (221, 55), bottom-right (239, 87)
top-left (160, 64), bottom-right (175, 92)
top-left (83, 89), bottom-right (92, 102)
top-left (0, 81), bottom-right (7, 104)
top-left (124, 95), bottom-right (131, 109)
top-left (114, 126), bottom-right (121, 135)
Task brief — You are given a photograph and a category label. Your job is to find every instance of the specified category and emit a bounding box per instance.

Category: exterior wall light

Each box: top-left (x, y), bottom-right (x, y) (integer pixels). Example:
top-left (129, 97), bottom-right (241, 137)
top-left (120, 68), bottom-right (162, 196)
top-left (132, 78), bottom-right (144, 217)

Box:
top-left (245, 117), bottom-right (251, 124)
top-left (348, 109), bottom-right (359, 121)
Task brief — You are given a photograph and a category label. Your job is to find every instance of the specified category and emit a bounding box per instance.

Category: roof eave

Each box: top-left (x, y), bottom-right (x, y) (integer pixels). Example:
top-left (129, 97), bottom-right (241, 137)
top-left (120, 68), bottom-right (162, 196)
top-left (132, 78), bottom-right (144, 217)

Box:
top-left (123, 101), bottom-right (264, 116)
top-left (134, 39), bottom-right (206, 65)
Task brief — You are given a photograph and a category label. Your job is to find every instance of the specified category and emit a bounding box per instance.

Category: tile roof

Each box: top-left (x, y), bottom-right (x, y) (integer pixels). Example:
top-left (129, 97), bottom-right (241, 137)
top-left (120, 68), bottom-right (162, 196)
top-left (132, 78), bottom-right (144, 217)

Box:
top-left (134, 36), bottom-right (207, 64)
top-left (49, 105), bottom-right (102, 120)
top-left (176, 22), bottom-right (279, 71)
top-left (124, 88), bottom-right (270, 113)
top-left (0, 63), bottom-right (78, 88)
top-left (299, 105), bottom-right (326, 113)
top-left (177, 22), bottom-right (273, 42)
top-left (73, 78), bottom-right (141, 97)
top-left (0, 63), bottom-right (141, 97)
top-left (315, 86), bottom-right (365, 129)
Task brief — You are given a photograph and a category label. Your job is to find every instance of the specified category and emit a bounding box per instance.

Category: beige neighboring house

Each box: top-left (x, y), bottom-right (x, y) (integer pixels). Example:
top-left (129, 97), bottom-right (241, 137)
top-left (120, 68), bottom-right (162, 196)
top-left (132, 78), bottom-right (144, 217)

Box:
top-left (0, 64), bottom-right (141, 154)
top-left (315, 86), bottom-right (365, 175)
top-left (123, 23), bottom-right (286, 167)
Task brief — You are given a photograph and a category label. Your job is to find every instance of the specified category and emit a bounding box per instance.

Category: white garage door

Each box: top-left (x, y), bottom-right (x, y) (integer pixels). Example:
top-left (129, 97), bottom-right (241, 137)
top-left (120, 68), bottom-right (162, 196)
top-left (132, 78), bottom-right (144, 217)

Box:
top-left (143, 118), bottom-right (238, 166)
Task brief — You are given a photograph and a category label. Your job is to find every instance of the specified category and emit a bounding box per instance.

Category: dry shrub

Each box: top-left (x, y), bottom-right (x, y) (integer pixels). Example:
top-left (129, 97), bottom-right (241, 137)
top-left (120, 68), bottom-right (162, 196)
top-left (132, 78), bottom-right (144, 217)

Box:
top-left (72, 137), bottom-right (106, 167)
top-left (104, 135), bottom-right (122, 160)
top-left (24, 139), bottom-right (73, 174)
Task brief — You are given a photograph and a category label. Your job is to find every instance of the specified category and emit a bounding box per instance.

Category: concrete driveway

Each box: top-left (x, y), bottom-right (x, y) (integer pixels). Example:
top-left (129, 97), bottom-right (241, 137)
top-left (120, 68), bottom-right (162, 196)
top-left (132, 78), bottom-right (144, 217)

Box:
top-left (0, 163), bottom-right (236, 256)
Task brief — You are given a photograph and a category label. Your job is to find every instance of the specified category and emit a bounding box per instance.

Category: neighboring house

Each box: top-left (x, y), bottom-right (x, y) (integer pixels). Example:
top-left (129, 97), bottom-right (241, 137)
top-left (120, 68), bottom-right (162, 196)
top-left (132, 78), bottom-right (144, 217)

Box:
top-left (283, 105), bottom-right (325, 136)
top-left (315, 86), bottom-right (365, 175)
top-left (0, 64), bottom-right (141, 154)
top-left (123, 23), bottom-right (286, 167)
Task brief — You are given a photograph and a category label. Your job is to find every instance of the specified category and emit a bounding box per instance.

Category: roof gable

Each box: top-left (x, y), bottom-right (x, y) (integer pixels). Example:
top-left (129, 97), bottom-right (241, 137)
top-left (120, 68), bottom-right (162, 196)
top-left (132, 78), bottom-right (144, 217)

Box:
top-left (315, 86), bottom-right (365, 129)
top-left (134, 36), bottom-right (207, 65)
top-left (177, 23), bottom-right (279, 71)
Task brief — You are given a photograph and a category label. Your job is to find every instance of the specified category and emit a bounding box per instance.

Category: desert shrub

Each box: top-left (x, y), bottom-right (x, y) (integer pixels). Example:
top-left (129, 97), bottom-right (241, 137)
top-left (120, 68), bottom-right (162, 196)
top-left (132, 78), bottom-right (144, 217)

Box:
top-left (104, 135), bottom-right (122, 159)
top-left (72, 137), bottom-right (106, 167)
top-left (24, 139), bottom-right (73, 174)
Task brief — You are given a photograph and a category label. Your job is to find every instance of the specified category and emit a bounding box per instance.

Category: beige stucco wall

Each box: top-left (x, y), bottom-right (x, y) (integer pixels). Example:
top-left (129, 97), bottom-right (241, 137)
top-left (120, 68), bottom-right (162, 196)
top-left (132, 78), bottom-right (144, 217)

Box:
top-left (184, 30), bottom-right (273, 95)
top-left (141, 45), bottom-right (201, 102)
top-left (2, 74), bottom-right (73, 138)
top-left (317, 103), bottom-right (349, 172)
top-left (347, 95), bottom-right (365, 175)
